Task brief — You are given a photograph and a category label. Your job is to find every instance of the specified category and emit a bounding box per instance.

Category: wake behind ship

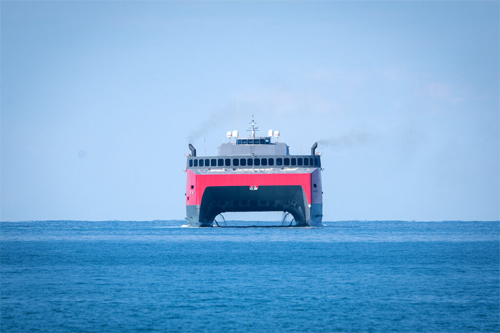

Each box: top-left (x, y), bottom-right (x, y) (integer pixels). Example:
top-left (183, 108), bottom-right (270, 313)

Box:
top-left (185, 117), bottom-right (323, 227)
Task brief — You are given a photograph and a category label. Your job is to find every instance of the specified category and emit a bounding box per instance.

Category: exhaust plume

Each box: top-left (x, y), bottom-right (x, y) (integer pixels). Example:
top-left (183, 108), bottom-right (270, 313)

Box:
top-left (318, 132), bottom-right (371, 151)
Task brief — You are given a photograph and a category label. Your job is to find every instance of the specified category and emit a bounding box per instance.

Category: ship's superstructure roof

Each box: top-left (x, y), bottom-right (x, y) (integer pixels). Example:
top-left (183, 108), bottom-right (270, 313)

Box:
top-left (218, 115), bottom-right (288, 156)
top-left (218, 139), bottom-right (288, 156)
top-left (187, 116), bottom-right (321, 169)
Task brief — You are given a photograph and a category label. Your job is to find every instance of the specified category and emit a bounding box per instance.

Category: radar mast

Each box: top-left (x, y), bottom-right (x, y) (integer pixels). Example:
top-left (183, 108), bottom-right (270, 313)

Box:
top-left (247, 115), bottom-right (259, 138)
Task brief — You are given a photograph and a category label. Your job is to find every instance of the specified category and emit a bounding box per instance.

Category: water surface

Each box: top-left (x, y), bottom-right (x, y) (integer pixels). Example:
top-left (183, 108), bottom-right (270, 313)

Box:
top-left (1, 221), bottom-right (498, 332)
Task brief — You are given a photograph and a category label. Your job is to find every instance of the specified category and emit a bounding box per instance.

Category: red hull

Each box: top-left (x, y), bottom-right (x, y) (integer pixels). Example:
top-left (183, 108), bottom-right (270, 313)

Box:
top-left (186, 170), bottom-right (313, 206)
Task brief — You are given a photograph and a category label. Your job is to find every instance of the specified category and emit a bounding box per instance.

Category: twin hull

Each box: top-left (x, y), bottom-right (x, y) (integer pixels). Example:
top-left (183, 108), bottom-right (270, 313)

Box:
top-left (186, 169), bottom-right (323, 227)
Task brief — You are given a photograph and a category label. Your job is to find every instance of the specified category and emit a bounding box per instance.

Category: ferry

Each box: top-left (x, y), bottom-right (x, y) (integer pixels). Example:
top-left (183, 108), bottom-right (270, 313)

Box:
top-left (185, 117), bottom-right (323, 227)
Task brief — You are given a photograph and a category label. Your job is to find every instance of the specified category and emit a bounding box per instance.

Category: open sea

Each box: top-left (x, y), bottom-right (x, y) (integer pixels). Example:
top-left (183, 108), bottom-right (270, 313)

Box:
top-left (1, 220), bottom-right (499, 332)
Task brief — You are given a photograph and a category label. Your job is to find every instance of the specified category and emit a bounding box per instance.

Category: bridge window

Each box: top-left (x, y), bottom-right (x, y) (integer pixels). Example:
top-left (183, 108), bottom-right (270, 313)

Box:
top-left (218, 159), bottom-right (223, 166)
top-left (233, 158), bottom-right (239, 166)
top-left (291, 158), bottom-right (296, 166)
top-left (211, 159), bottom-right (216, 166)
top-left (314, 157), bottom-right (319, 166)
top-left (260, 139), bottom-right (265, 144)
top-left (276, 158), bottom-right (282, 166)
top-left (189, 160), bottom-right (193, 167)
top-left (298, 158), bottom-right (303, 166)
top-left (265, 138), bottom-right (271, 144)
top-left (247, 158), bottom-right (253, 166)
top-left (240, 158), bottom-right (246, 166)
top-left (242, 139), bottom-right (248, 144)
top-left (194, 159), bottom-right (198, 167)
top-left (310, 157), bottom-right (314, 166)
top-left (261, 158), bottom-right (267, 166)
top-left (269, 158), bottom-right (274, 166)
top-left (254, 158), bottom-right (260, 166)
top-left (248, 139), bottom-right (254, 144)
top-left (304, 158), bottom-right (309, 166)
top-left (225, 159), bottom-right (231, 167)
top-left (237, 139), bottom-right (242, 144)
top-left (199, 159), bottom-right (204, 167)
top-left (205, 159), bottom-right (209, 166)
top-left (284, 158), bottom-right (290, 166)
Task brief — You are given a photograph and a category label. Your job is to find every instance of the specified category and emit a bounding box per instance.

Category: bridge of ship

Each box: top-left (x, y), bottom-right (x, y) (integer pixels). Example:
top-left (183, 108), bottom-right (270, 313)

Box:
top-left (186, 155), bottom-right (321, 169)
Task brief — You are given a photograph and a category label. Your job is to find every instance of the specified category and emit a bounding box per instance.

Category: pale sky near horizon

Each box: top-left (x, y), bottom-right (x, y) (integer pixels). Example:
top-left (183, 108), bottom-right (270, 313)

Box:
top-left (1, 1), bottom-right (499, 222)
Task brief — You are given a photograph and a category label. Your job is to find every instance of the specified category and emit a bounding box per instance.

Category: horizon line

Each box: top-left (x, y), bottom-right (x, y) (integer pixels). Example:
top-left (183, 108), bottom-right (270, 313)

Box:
top-left (1, 219), bottom-right (499, 223)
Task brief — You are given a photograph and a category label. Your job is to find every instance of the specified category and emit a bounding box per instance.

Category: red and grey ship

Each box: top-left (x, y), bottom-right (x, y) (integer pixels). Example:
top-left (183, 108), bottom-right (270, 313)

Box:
top-left (185, 117), bottom-right (323, 227)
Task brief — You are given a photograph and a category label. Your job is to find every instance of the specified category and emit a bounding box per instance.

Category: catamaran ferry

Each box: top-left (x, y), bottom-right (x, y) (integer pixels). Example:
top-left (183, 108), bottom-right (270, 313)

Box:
top-left (185, 117), bottom-right (323, 227)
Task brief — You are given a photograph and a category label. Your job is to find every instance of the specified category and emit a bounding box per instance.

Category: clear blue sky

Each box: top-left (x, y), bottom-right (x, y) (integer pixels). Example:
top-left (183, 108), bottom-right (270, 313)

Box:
top-left (1, 1), bottom-right (498, 221)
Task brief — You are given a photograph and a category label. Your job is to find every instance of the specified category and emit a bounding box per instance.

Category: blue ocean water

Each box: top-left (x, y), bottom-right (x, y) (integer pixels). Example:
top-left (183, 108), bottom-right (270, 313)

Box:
top-left (1, 220), bottom-right (498, 332)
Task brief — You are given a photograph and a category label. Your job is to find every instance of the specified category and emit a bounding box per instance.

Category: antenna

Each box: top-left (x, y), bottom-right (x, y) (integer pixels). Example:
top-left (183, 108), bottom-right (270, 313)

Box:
top-left (247, 115), bottom-right (259, 137)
